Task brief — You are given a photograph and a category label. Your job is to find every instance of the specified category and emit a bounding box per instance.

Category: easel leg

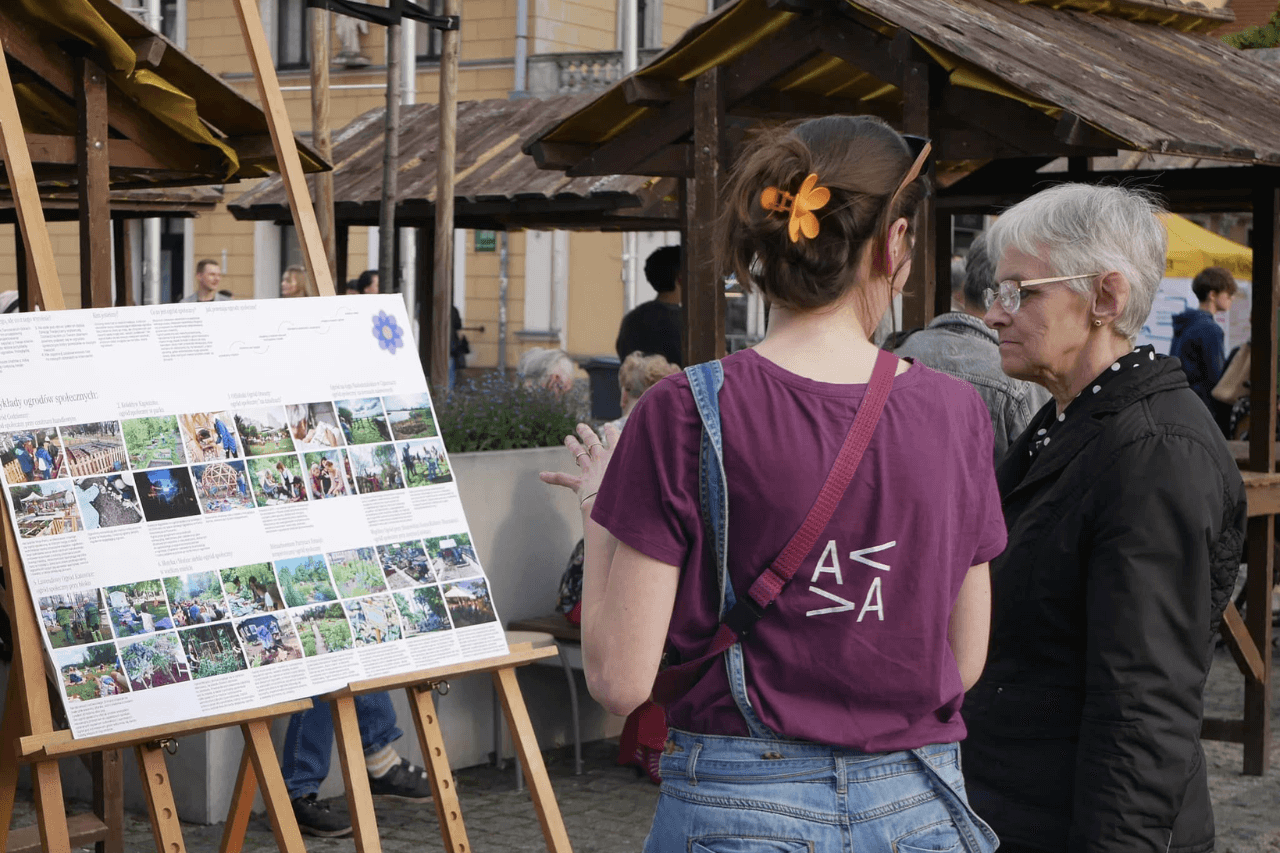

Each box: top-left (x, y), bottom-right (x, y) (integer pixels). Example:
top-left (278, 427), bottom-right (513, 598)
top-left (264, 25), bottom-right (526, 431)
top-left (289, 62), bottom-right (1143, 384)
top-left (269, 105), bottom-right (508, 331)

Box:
top-left (406, 685), bottom-right (470, 853)
top-left (92, 749), bottom-right (124, 853)
top-left (0, 683), bottom-right (22, 851)
top-left (331, 696), bottom-right (383, 853)
top-left (242, 720), bottom-right (307, 853)
top-left (493, 667), bottom-right (573, 853)
top-left (135, 742), bottom-right (185, 853)
top-left (218, 746), bottom-right (257, 853)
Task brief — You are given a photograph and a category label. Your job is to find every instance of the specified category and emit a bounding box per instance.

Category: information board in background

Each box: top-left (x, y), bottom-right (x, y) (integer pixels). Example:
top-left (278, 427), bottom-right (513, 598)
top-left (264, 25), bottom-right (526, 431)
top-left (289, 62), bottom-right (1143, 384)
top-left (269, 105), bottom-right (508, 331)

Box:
top-left (1137, 277), bottom-right (1251, 356)
top-left (0, 296), bottom-right (507, 739)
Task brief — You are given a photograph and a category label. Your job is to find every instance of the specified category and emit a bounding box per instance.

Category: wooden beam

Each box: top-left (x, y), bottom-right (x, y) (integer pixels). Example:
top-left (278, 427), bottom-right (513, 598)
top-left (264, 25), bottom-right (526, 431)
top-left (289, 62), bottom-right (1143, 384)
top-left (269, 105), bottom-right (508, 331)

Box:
top-left (417, 225), bottom-right (435, 374)
top-left (566, 15), bottom-right (826, 177)
top-left (22, 135), bottom-right (168, 172)
top-left (127, 36), bottom-right (167, 71)
top-left (434, 0), bottom-right (461, 390)
top-left (898, 38), bottom-right (938, 333)
top-left (686, 67), bottom-right (726, 366)
top-left (231, 0), bottom-right (335, 295)
top-left (630, 144), bottom-right (691, 178)
top-left (524, 140), bottom-right (594, 171)
top-left (77, 58), bottom-right (112, 309)
top-left (1221, 602), bottom-right (1266, 685)
top-left (113, 219), bottom-right (133, 307)
top-left (1200, 717), bottom-right (1245, 743)
top-left (730, 90), bottom-right (896, 124)
top-left (622, 76), bottom-right (685, 107)
top-left (310, 6), bottom-right (337, 284)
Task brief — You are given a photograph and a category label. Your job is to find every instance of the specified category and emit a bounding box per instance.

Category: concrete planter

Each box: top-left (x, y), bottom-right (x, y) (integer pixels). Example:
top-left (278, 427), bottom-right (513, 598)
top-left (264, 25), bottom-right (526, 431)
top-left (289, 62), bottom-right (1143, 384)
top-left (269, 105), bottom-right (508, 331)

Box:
top-left (7, 445), bottom-right (622, 823)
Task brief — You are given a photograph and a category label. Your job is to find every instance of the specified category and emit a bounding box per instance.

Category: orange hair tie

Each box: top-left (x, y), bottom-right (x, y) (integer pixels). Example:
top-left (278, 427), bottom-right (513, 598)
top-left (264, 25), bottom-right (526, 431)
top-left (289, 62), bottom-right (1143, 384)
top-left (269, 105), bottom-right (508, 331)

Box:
top-left (760, 173), bottom-right (831, 243)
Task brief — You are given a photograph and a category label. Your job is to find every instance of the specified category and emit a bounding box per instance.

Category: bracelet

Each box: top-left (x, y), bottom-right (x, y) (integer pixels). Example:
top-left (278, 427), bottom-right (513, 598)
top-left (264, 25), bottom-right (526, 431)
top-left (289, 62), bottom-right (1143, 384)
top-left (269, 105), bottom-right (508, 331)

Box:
top-left (579, 491), bottom-right (598, 507)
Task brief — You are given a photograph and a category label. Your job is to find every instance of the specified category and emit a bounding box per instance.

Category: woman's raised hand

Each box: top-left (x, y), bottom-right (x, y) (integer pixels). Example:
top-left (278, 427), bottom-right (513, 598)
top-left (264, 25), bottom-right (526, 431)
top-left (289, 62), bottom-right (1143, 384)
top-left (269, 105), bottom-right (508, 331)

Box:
top-left (539, 422), bottom-right (621, 508)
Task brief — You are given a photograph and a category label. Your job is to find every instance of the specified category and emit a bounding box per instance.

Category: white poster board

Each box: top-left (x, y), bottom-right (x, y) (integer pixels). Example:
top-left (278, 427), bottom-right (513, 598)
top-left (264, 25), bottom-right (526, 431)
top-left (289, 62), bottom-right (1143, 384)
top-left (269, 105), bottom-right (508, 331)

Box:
top-left (1137, 277), bottom-right (1251, 356)
top-left (0, 296), bottom-right (506, 738)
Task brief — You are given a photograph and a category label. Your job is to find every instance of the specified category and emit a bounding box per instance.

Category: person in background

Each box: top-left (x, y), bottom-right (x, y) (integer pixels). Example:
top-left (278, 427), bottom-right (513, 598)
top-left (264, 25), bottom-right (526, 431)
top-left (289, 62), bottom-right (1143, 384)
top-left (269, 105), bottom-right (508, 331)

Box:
top-left (605, 352), bottom-right (680, 434)
top-left (964, 184), bottom-right (1246, 853)
top-left (895, 232), bottom-right (1051, 463)
top-left (615, 246), bottom-right (684, 368)
top-left (356, 269), bottom-right (379, 294)
top-left (517, 347), bottom-right (576, 396)
top-left (281, 264), bottom-right (318, 299)
top-left (1169, 265), bottom-right (1236, 411)
top-left (449, 305), bottom-right (469, 389)
top-left (181, 259), bottom-right (233, 303)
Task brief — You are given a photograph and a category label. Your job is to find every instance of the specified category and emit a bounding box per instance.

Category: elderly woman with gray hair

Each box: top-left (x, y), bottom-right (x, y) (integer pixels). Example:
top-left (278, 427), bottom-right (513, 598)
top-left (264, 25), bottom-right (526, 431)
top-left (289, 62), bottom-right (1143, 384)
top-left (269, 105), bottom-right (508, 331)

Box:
top-left (962, 183), bottom-right (1246, 853)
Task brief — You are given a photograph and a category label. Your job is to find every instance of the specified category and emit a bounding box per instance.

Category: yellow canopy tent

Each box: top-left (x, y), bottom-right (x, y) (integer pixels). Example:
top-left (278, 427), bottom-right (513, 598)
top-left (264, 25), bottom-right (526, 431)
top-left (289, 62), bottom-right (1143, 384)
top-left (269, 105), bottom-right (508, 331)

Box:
top-left (1163, 214), bottom-right (1252, 279)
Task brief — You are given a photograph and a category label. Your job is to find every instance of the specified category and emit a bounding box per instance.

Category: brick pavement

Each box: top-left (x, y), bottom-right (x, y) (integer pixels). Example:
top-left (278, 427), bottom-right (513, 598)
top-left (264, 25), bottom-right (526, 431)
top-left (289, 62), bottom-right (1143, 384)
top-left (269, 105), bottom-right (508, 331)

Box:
top-left (9, 645), bottom-right (1280, 852)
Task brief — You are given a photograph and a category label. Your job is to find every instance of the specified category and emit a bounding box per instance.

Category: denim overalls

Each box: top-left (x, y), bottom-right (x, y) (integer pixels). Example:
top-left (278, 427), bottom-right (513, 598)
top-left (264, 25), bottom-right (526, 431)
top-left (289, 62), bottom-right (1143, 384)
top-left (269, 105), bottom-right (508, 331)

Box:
top-left (643, 361), bottom-right (999, 853)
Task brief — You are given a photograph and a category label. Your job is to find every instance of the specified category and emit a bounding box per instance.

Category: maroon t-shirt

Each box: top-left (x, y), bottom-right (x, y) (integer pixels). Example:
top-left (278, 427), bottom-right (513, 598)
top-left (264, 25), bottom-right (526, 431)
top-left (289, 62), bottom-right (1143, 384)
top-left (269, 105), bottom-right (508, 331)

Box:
top-left (592, 348), bottom-right (1007, 752)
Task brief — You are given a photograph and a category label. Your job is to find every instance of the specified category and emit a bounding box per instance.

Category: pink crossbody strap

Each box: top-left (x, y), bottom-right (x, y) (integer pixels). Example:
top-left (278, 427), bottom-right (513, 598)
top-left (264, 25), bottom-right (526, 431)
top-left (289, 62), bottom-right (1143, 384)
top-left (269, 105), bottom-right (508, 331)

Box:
top-left (652, 348), bottom-right (898, 704)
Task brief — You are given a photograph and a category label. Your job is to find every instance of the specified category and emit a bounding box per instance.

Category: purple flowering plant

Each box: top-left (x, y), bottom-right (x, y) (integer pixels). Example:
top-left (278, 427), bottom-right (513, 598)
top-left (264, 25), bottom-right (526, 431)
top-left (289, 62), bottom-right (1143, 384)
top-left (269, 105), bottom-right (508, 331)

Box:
top-left (435, 372), bottom-right (581, 452)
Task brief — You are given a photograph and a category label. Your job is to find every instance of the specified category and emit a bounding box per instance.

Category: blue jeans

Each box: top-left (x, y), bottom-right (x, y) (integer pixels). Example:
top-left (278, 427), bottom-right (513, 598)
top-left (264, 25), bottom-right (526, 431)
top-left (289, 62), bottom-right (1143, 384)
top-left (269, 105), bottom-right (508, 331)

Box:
top-left (645, 731), bottom-right (998, 853)
top-left (282, 692), bottom-right (403, 799)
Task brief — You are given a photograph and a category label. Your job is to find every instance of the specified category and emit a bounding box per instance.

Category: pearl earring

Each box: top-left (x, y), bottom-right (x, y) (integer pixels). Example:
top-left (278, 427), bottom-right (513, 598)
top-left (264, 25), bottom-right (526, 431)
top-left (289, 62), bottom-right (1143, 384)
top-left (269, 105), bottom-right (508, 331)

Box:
top-left (1093, 320), bottom-right (1102, 327)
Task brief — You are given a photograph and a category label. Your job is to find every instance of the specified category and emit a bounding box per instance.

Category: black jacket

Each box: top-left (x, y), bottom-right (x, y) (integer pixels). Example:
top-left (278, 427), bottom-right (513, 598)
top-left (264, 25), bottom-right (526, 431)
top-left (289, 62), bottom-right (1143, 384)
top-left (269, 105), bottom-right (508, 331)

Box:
top-left (961, 354), bottom-right (1246, 853)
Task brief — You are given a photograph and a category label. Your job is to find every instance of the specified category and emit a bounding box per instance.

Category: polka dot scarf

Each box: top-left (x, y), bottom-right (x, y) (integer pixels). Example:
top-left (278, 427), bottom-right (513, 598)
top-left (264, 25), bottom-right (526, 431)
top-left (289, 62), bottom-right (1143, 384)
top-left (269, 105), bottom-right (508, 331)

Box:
top-left (1028, 345), bottom-right (1157, 459)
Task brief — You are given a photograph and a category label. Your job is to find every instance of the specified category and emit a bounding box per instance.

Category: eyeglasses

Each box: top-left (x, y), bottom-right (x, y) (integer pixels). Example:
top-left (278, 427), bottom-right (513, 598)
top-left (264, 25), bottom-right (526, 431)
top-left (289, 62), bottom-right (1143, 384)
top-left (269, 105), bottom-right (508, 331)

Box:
top-left (982, 274), bottom-right (1100, 314)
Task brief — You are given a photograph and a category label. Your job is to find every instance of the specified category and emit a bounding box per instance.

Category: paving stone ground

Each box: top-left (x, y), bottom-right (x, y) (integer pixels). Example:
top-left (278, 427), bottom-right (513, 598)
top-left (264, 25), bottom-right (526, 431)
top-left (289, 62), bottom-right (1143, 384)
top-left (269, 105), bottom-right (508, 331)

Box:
top-left (10, 644), bottom-right (1280, 852)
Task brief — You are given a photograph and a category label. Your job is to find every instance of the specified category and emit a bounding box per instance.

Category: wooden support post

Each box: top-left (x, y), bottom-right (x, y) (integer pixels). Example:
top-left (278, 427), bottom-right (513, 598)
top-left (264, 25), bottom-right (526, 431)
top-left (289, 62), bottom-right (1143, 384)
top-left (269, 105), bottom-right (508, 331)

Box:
top-left (337, 222), bottom-right (350, 289)
top-left (91, 749), bottom-right (124, 853)
top-left (418, 224), bottom-right (436, 373)
top-left (0, 46), bottom-right (64, 310)
top-left (241, 719), bottom-right (307, 853)
top-left (687, 66), bottom-right (726, 366)
top-left (310, 6), bottom-right (337, 284)
top-left (331, 696), bottom-right (383, 853)
top-left (492, 668), bottom-right (573, 853)
top-left (231, 0), bottom-right (335, 296)
top-left (380, 23), bottom-right (402, 297)
top-left (433, 0), bottom-right (461, 391)
top-left (218, 748), bottom-right (256, 853)
top-left (407, 685), bottom-right (471, 853)
top-left (900, 53), bottom-right (936, 334)
top-left (1243, 177), bottom-right (1278, 776)
top-left (77, 57), bottom-right (112, 309)
top-left (113, 219), bottom-right (134, 307)
top-left (0, 683), bottom-right (22, 850)
top-left (135, 742), bottom-right (185, 853)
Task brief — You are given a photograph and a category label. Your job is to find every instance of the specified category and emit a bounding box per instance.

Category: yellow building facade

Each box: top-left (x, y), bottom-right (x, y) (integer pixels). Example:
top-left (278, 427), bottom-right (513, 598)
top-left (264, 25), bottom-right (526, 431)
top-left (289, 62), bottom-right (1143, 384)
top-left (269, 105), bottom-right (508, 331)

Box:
top-left (2, 0), bottom-right (703, 367)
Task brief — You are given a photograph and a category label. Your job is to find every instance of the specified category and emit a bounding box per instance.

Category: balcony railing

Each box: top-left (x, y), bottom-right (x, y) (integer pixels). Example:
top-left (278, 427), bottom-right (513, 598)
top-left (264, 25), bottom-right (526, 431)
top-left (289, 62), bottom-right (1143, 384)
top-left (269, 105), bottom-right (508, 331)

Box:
top-left (527, 49), bottom-right (664, 97)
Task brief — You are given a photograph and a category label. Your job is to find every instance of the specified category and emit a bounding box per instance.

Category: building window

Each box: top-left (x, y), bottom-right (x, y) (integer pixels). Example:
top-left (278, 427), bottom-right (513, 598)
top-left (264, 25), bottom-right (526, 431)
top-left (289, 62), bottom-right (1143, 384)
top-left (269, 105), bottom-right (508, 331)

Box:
top-left (637, 0), bottom-right (650, 49)
top-left (415, 1), bottom-right (443, 62)
top-left (277, 0), bottom-right (309, 70)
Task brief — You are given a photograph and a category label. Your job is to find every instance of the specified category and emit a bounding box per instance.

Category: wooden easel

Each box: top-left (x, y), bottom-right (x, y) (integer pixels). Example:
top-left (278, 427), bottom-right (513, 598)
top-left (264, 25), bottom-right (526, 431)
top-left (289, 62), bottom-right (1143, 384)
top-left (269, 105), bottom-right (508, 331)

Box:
top-left (0, 22), bottom-right (318, 851)
top-left (220, 644), bottom-right (574, 853)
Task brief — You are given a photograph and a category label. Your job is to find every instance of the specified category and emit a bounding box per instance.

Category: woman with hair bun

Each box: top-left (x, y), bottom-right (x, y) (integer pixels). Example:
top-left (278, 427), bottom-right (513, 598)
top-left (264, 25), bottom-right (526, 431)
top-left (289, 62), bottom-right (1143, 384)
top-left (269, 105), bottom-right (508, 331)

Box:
top-left (544, 115), bottom-right (1002, 851)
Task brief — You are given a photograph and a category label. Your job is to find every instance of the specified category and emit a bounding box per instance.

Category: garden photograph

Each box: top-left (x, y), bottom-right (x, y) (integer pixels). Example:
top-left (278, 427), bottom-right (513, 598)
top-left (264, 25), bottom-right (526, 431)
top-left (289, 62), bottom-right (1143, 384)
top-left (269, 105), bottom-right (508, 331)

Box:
top-left (60, 421), bottom-right (127, 477)
top-left (442, 579), bottom-right (498, 628)
top-left (275, 554), bottom-right (339, 607)
top-left (344, 595), bottom-right (403, 646)
top-left (235, 407), bottom-right (296, 457)
top-left (104, 579), bottom-right (172, 638)
top-left (336, 397), bottom-right (391, 445)
top-left (163, 571), bottom-right (230, 627)
top-left (119, 631), bottom-right (192, 691)
top-left (286, 402), bottom-right (344, 452)
top-left (55, 642), bottom-right (129, 701)
top-left (292, 602), bottom-right (354, 656)
top-left (347, 443), bottom-right (404, 494)
top-left (303, 449), bottom-right (350, 499)
top-left (426, 531), bottom-right (482, 583)
top-left (122, 415), bottom-right (186, 470)
top-left (377, 539), bottom-right (434, 587)
top-left (178, 623), bottom-right (248, 679)
top-left (394, 587), bottom-right (452, 637)
top-left (246, 455), bottom-right (309, 506)
top-left (327, 547), bottom-right (387, 597)
top-left (220, 563), bottom-right (285, 616)
top-left (136, 466), bottom-right (201, 521)
top-left (235, 613), bottom-right (304, 667)
top-left (178, 411), bottom-right (241, 462)
top-left (399, 439), bottom-right (452, 488)
top-left (74, 473), bottom-right (143, 529)
top-left (383, 393), bottom-right (438, 440)
top-left (192, 461), bottom-right (256, 514)
top-left (1, 428), bottom-right (62, 484)
top-left (40, 589), bottom-right (111, 649)
top-left (11, 480), bottom-right (83, 538)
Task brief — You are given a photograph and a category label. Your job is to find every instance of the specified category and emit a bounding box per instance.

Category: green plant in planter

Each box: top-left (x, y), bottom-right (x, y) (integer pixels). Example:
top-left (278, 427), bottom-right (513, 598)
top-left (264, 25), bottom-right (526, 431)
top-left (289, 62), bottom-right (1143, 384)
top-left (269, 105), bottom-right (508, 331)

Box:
top-left (435, 373), bottom-right (583, 452)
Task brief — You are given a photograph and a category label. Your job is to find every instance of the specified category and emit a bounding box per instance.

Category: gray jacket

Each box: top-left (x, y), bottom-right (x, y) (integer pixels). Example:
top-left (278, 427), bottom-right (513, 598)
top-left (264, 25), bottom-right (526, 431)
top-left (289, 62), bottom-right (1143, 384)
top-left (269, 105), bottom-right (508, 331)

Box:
top-left (894, 312), bottom-right (1050, 464)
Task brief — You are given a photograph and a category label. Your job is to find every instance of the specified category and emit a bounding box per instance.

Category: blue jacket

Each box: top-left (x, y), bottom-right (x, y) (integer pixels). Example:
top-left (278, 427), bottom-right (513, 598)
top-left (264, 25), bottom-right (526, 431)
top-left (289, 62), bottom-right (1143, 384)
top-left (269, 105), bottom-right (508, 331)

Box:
top-left (1169, 308), bottom-right (1224, 409)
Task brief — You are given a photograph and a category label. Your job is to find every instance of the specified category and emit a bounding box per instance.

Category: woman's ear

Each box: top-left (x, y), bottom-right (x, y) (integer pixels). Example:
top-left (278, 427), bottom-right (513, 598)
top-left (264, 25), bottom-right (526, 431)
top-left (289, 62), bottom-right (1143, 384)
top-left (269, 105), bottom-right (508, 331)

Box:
top-left (1093, 272), bottom-right (1130, 327)
top-left (886, 218), bottom-right (912, 277)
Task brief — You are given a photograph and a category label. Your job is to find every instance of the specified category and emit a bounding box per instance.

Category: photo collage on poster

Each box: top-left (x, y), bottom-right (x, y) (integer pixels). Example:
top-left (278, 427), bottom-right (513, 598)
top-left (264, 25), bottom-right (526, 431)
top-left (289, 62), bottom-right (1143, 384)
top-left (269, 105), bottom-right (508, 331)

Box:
top-left (6, 394), bottom-right (491, 705)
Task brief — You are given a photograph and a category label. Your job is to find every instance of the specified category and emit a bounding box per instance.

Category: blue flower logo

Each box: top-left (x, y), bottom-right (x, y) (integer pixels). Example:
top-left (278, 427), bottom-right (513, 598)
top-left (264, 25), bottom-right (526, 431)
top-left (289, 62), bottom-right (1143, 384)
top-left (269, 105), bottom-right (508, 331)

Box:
top-left (371, 311), bottom-right (404, 354)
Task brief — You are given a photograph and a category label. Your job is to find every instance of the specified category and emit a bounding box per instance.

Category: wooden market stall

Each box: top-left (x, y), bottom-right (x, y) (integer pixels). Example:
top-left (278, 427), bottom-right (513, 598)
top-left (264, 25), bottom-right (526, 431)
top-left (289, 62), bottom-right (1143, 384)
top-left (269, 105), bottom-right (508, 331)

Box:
top-left (228, 94), bottom-right (680, 375)
top-left (524, 0), bottom-right (1280, 775)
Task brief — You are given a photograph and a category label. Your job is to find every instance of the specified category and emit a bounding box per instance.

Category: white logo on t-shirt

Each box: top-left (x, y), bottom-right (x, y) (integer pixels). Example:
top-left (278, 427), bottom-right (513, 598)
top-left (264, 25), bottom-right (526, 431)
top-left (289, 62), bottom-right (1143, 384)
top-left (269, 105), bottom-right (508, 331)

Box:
top-left (806, 540), bottom-right (895, 621)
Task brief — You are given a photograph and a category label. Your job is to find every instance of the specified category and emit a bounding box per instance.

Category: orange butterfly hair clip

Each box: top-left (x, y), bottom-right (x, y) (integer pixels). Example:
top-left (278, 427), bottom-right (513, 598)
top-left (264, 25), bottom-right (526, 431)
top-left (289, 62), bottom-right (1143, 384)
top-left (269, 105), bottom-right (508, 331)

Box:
top-left (760, 173), bottom-right (831, 243)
